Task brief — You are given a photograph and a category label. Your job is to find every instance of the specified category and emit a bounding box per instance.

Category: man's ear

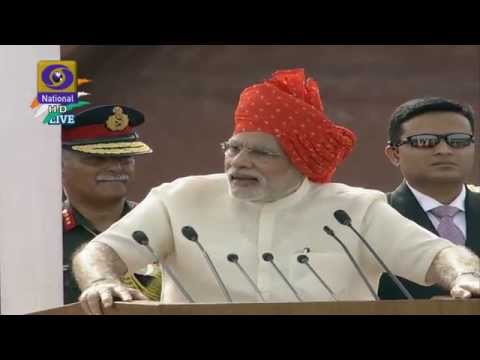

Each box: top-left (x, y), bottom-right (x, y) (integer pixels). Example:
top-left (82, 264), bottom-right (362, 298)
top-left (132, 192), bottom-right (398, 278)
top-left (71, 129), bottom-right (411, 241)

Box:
top-left (385, 145), bottom-right (401, 167)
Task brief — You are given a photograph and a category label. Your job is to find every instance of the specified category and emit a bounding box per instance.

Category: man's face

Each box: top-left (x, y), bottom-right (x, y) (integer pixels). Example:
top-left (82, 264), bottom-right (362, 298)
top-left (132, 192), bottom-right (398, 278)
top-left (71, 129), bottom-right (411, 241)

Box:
top-left (224, 132), bottom-right (304, 202)
top-left (385, 112), bottom-right (475, 186)
top-left (62, 150), bottom-right (135, 204)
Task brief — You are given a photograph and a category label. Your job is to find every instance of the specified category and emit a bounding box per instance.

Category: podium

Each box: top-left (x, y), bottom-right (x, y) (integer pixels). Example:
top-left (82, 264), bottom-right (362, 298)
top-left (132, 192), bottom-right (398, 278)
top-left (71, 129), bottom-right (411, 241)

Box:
top-left (32, 299), bottom-right (480, 315)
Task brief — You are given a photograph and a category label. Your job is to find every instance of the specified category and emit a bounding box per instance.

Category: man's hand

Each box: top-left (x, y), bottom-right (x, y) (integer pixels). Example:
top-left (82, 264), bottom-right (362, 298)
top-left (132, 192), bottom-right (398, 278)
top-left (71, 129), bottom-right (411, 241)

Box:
top-left (450, 273), bottom-right (480, 299)
top-left (72, 241), bottom-right (149, 314)
top-left (426, 246), bottom-right (480, 298)
top-left (79, 279), bottom-right (148, 315)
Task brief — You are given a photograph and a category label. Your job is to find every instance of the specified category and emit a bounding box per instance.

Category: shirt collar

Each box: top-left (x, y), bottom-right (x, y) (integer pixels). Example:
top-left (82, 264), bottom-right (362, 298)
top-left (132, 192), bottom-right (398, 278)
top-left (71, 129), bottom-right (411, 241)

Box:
top-left (405, 181), bottom-right (466, 212)
top-left (65, 199), bottom-right (134, 233)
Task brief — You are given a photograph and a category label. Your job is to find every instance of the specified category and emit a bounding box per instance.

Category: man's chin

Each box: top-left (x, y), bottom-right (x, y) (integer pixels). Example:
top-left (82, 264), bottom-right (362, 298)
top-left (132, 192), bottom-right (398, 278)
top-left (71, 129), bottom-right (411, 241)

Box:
top-left (430, 167), bottom-right (460, 175)
top-left (228, 185), bottom-right (265, 202)
top-left (95, 182), bottom-right (129, 197)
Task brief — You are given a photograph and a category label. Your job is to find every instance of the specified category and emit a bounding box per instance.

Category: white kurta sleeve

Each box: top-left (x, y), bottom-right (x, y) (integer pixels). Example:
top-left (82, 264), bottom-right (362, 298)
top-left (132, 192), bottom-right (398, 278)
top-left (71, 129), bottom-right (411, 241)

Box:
top-left (93, 186), bottom-right (175, 273)
top-left (359, 196), bottom-right (453, 286)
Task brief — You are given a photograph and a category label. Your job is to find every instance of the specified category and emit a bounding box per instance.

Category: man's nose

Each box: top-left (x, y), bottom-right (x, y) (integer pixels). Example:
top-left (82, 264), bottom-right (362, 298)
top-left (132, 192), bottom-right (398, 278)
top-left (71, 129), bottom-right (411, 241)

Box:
top-left (433, 139), bottom-right (454, 155)
top-left (229, 149), bottom-right (253, 168)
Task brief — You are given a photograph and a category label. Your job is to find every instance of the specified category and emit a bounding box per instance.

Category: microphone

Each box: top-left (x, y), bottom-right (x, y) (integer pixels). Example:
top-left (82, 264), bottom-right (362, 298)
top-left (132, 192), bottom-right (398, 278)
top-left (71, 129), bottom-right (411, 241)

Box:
top-left (333, 210), bottom-right (413, 300)
top-left (181, 226), bottom-right (233, 302)
top-left (132, 230), bottom-right (195, 303)
top-left (323, 226), bottom-right (379, 300)
top-left (262, 252), bottom-right (303, 302)
top-left (227, 254), bottom-right (265, 302)
top-left (296, 254), bottom-right (338, 301)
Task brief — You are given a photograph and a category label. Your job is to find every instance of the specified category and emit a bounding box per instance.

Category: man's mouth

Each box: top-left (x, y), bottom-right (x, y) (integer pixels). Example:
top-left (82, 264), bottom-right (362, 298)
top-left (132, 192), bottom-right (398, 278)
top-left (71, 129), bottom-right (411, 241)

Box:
top-left (431, 162), bottom-right (457, 167)
top-left (229, 173), bottom-right (260, 185)
top-left (96, 174), bottom-right (129, 182)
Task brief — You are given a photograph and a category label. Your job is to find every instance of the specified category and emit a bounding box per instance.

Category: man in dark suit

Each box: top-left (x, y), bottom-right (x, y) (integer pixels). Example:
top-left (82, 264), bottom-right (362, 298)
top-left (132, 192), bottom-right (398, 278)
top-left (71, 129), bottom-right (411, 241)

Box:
top-left (379, 97), bottom-right (479, 299)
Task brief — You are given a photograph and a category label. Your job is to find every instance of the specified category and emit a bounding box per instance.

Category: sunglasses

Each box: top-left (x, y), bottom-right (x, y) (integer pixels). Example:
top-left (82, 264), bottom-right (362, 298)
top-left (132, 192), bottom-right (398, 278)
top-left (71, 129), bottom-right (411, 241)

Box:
top-left (390, 133), bottom-right (475, 149)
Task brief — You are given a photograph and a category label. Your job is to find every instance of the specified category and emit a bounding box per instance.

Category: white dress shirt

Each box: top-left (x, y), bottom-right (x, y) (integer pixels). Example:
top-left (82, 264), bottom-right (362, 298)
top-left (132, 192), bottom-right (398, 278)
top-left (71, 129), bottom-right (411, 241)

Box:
top-left (406, 182), bottom-right (466, 238)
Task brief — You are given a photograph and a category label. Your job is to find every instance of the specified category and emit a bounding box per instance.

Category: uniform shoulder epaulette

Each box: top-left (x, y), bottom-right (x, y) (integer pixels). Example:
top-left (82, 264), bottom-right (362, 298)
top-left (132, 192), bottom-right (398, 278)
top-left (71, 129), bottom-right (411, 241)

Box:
top-left (62, 203), bottom-right (77, 232)
top-left (467, 184), bottom-right (480, 193)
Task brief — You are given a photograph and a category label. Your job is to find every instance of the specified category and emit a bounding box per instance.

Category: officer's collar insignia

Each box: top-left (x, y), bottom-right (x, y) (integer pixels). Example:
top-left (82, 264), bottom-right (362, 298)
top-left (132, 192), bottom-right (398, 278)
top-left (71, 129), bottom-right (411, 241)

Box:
top-left (62, 207), bottom-right (77, 232)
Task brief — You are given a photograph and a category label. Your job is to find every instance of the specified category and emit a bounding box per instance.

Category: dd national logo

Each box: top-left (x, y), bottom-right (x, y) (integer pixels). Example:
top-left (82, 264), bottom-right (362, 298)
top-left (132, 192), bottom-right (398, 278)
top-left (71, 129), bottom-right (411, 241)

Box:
top-left (37, 60), bottom-right (77, 104)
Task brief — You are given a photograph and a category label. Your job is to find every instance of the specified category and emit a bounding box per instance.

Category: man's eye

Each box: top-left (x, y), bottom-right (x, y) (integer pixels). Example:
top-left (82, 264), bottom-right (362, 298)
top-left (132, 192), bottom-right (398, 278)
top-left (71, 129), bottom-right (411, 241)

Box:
top-left (251, 149), bottom-right (269, 157)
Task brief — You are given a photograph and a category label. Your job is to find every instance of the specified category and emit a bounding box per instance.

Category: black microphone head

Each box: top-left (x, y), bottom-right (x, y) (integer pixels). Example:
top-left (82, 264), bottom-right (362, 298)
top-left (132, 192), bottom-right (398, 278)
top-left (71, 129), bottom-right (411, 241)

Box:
top-left (132, 231), bottom-right (149, 246)
top-left (227, 254), bottom-right (239, 263)
top-left (297, 254), bottom-right (309, 264)
top-left (334, 210), bottom-right (352, 226)
top-left (262, 252), bottom-right (274, 262)
top-left (182, 226), bottom-right (198, 242)
top-left (323, 226), bottom-right (335, 236)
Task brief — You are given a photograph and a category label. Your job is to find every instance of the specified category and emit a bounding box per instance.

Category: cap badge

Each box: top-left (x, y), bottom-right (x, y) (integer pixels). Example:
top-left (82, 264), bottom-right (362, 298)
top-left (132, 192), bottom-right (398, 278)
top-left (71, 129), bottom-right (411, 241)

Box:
top-left (106, 106), bottom-right (129, 131)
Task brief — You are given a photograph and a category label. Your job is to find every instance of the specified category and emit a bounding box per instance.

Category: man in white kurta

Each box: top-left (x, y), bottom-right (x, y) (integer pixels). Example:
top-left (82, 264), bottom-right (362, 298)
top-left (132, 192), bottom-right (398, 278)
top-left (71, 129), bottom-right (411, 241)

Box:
top-left (73, 68), bottom-right (480, 314)
top-left (94, 173), bottom-right (452, 303)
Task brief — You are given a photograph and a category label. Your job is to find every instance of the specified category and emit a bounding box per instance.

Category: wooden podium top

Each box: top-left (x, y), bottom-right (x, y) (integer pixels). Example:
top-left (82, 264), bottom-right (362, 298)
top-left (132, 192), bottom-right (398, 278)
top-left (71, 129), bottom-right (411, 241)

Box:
top-left (32, 299), bottom-right (480, 315)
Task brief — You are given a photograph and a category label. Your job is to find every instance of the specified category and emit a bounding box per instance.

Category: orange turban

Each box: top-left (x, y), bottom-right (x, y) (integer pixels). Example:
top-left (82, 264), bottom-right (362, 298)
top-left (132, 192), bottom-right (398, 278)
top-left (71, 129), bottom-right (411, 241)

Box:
top-left (234, 68), bottom-right (356, 183)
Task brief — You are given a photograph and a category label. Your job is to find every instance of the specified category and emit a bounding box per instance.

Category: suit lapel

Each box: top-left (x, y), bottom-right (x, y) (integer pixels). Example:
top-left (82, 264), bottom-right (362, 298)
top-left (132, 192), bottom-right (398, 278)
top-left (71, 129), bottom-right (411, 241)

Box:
top-left (381, 182), bottom-right (446, 299)
top-left (388, 182), bottom-right (438, 235)
top-left (465, 189), bottom-right (480, 255)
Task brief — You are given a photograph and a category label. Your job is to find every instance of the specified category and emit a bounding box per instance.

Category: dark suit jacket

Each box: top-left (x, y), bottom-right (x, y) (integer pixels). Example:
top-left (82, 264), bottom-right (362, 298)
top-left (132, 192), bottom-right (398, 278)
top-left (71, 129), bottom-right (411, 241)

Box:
top-left (378, 182), bottom-right (480, 299)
